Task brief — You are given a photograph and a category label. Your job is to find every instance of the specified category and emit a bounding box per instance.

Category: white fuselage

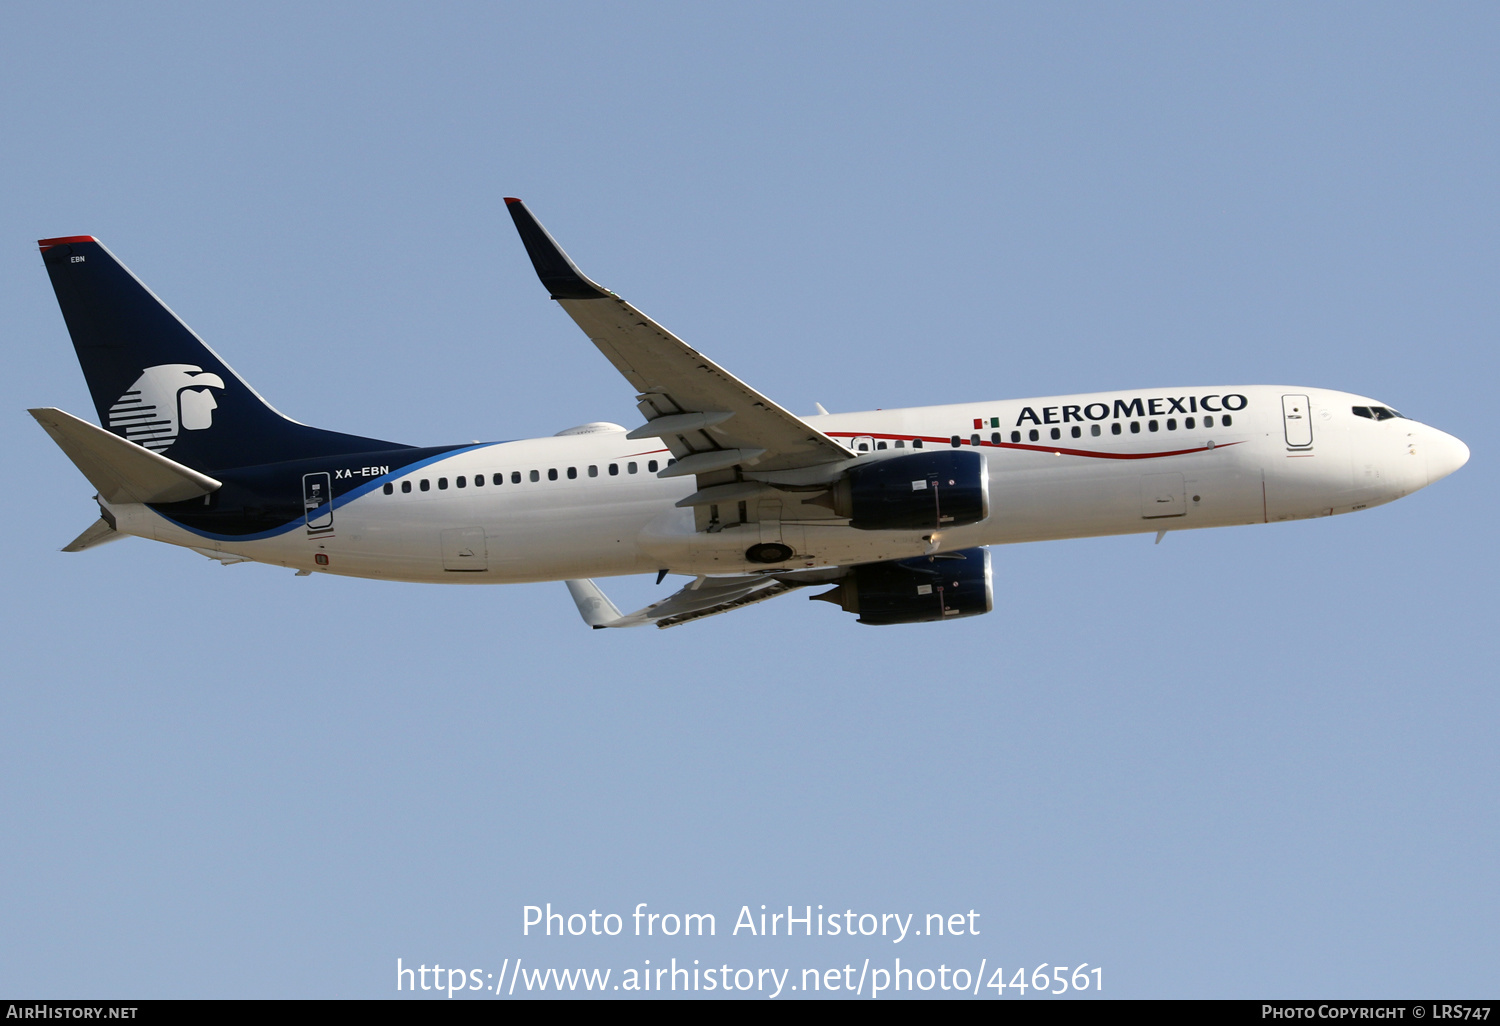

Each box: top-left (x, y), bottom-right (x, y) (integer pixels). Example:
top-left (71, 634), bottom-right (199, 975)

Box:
top-left (110, 386), bottom-right (1469, 583)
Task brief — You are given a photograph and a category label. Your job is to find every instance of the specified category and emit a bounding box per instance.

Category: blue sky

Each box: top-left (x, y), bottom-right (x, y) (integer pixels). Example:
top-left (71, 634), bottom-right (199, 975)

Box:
top-left (2, 2), bottom-right (1495, 998)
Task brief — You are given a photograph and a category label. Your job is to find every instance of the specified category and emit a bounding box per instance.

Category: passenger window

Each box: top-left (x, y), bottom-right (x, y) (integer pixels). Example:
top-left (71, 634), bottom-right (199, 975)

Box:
top-left (456, 476), bottom-right (466, 488)
top-left (971, 434), bottom-right (981, 446)
top-left (1090, 424), bottom-right (1101, 437)
top-left (1050, 427), bottom-right (1060, 440)
top-left (912, 438), bottom-right (923, 449)
top-left (568, 466), bottom-right (578, 479)
top-left (1071, 426), bottom-right (1081, 438)
top-left (1111, 423), bottom-right (1122, 435)
top-left (383, 483), bottom-right (393, 495)
top-left (530, 470), bottom-right (539, 482)
top-left (588, 465), bottom-right (598, 477)
top-left (894, 440), bottom-right (905, 448)
top-left (1011, 431), bottom-right (1021, 443)
top-left (1203, 415), bottom-right (1214, 428)
top-left (1130, 422), bottom-right (1141, 434)
top-left (1148, 420), bottom-right (1159, 432)
top-left (609, 464), bottom-right (619, 476)
top-left (420, 479), bottom-right (430, 491)
top-left (950, 435), bottom-right (961, 447)
top-left (1352, 406), bottom-right (1373, 419)
top-left (511, 471), bottom-right (521, 484)
top-left (1222, 414), bottom-right (1233, 427)
top-left (876, 441), bottom-right (887, 450)
top-left (628, 462), bottom-right (638, 474)
top-left (647, 460), bottom-right (658, 472)
top-left (438, 477), bottom-right (448, 489)
top-left (473, 474), bottom-right (484, 487)
top-left (1028, 429), bottom-right (1039, 442)
top-left (548, 468), bottom-right (558, 481)
top-left (1185, 417), bottom-right (1195, 429)
top-left (401, 481), bottom-right (412, 493)
top-left (1166, 418), bottom-right (1176, 431)
top-left (493, 473), bottom-right (503, 485)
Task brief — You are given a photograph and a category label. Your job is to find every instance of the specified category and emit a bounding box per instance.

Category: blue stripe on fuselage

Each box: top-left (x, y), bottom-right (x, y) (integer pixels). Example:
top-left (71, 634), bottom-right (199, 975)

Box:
top-left (152, 442), bottom-right (503, 543)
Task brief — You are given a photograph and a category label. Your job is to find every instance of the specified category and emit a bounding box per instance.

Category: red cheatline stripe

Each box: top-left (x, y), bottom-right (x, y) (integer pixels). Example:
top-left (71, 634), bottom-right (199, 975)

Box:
top-left (38, 236), bottom-right (97, 249)
top-left (823, 431), bottom-right (1241, 461)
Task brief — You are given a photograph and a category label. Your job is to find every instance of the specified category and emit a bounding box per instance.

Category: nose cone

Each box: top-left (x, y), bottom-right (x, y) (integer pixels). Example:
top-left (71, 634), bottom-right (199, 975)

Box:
top-left (1425, 428), bottom-right (1470, 485)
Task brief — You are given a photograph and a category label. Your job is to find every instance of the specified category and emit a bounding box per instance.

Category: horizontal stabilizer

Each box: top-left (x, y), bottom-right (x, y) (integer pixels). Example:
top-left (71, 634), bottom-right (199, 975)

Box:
top-left (30, 407), bottom-right (222, 504)
top-left (62, 517), bottom-right (123, 552)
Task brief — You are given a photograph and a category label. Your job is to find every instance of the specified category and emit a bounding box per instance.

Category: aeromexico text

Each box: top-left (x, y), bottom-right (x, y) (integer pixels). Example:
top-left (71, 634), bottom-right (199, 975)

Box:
top-left (523, 904), bottom-right (978, 943)
top-left (1013, 393), bottom-right (1249, 426)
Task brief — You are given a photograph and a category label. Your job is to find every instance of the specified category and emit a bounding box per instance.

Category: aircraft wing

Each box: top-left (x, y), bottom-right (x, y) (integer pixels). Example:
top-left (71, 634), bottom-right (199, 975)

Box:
top-left (505, 198), bottom-right (853, 477)
top-left (566, 570), bottom-right (841, 630)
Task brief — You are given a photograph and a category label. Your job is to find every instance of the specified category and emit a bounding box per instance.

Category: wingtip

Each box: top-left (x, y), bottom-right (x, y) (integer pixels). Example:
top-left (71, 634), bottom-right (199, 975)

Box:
top-left (503, 197), bottom-right (521, 206)
top-left (38, 236), bottom-right (97, 250)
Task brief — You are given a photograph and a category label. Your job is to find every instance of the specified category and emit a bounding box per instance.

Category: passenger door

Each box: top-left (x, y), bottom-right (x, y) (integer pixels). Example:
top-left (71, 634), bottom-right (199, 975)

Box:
top-left (1282, 394), bottom-right (1313, 449)
top-left (303, 472), bottom-right (333, 533)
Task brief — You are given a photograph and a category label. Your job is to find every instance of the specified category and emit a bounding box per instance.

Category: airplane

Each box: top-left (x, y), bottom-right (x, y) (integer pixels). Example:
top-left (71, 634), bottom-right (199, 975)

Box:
top-left (29, 199), bottom-right (1470, 629)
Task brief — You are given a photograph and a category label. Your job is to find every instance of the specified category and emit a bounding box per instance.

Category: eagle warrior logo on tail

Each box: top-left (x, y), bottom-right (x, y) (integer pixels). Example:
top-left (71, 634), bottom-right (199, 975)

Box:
top-left (107, 364), bottom-right (226, 453)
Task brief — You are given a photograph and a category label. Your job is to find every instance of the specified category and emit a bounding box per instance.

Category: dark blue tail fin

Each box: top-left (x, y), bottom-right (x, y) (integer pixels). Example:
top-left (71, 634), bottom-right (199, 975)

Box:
top-left (39, 236), bottom-right (409, 472)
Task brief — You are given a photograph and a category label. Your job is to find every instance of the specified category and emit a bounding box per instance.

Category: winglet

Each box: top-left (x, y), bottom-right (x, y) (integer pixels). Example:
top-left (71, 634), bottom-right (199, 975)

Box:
top-left (565, 579), bottom-right (624, 629)
top-left (504, 198), bottom-right (611, 300)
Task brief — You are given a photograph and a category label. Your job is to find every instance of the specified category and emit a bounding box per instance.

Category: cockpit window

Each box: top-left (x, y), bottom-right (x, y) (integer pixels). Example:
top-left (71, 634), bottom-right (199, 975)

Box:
top-left (1352, 406), bottom-right (1373, 419)
top-left (1353, 405), bottom-right (1405, 421)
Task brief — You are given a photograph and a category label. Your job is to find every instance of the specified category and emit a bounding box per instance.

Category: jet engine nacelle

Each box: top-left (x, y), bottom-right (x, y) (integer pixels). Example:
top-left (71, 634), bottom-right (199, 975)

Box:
top-left (814, 547), bottom-right (993, 625)
top-left (816, 450), bottom-right (989, 531)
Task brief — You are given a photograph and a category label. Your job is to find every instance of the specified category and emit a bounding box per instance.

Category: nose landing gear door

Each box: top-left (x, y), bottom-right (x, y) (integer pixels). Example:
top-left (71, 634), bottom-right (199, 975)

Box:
top-left (303, 472), bottom-right (333, 533)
